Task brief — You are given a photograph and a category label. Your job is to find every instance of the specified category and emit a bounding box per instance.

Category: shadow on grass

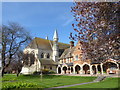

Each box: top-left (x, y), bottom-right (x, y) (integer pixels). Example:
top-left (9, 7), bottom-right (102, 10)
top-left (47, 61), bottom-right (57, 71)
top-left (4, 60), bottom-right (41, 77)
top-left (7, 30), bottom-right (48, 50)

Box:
top-left (22, 74), bottom-right (64, 79)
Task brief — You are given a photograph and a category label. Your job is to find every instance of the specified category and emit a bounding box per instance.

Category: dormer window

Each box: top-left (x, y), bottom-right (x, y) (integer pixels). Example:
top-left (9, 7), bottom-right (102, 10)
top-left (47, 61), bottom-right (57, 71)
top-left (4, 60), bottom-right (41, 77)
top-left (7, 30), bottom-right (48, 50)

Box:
top-left (41, 53), bottom-right (44, 58)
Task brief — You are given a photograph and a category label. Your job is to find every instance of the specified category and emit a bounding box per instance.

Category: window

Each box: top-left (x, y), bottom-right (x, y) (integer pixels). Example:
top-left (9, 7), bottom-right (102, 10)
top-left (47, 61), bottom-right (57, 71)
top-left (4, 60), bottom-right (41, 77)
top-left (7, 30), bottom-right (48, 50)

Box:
top-left (47, 53), bottom-right (50, 58)
top-left (50, 67), bottom-right (52, 70)
top-left (75, 55), bottom-right (78, 60)
top-left (41, 53), bottom-right (44, 58)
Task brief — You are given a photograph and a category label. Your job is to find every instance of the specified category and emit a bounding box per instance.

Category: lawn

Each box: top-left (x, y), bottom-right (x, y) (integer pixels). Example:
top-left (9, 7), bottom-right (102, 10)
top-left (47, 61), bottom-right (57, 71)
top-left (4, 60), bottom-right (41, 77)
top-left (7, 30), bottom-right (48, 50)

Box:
top-left (2, 74), bottom-right (96, 89)
top-left (67, 77), bottom-right (119, 88)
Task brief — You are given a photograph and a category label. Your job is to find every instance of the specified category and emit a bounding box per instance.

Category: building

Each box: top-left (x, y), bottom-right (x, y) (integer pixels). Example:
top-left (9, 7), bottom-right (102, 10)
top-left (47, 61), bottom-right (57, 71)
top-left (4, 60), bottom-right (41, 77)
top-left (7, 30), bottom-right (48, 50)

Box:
top-left (21, 30), bottom-right (120, 75)
top-left (21, 30), bottom-right (69, 74)
top-left (58, 41), bottom-right (120, 75)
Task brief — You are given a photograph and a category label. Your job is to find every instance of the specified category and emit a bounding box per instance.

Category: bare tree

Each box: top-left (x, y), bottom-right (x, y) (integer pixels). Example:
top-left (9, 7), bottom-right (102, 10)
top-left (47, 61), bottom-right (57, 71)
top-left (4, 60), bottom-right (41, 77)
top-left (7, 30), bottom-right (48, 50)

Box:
top-left (70, 2), bottom-right (120, 62)
top-left (1, 22), bottom-right (31, 76)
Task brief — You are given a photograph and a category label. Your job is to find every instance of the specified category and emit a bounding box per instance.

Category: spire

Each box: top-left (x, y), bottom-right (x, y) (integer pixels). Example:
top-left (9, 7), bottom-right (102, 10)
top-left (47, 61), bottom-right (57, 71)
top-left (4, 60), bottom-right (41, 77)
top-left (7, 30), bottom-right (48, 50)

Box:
top-left (53, 29), bottom-right (58, 40)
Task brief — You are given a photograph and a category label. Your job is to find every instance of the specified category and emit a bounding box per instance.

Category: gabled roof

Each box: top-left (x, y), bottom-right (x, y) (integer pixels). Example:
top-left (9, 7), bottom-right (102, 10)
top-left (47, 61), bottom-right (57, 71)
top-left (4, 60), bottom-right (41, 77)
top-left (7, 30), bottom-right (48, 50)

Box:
top-left (60, 47), bottom-right (75, 59)
top-left (39, 59), bottom-right (58, 65)
top-left (26, 37), bottom-right (70, 50)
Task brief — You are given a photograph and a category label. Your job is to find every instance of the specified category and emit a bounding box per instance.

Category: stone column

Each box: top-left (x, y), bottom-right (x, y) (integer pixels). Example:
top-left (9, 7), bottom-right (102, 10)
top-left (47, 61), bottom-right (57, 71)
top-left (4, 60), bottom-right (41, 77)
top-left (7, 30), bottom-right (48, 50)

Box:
top-left (95, 65), bottom-right (98, 74)
top-left (117, 63), bottom-right (119, 70)
top-left (90, 65), bottom-right (93, 75)
top-left (73, 66), bottom-right (75, 74)
top-left (116, 63), bottom-right (119, 74)
top-left (100, 64), bottom-right (103, 75)
top-left (80, 66), bottom-right (83, 74)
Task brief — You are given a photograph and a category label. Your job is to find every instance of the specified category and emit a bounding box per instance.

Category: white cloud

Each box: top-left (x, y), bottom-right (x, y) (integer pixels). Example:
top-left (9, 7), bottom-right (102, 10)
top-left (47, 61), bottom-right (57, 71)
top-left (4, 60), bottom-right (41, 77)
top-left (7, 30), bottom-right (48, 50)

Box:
top-left (62, 17), bottom-right (74, 26)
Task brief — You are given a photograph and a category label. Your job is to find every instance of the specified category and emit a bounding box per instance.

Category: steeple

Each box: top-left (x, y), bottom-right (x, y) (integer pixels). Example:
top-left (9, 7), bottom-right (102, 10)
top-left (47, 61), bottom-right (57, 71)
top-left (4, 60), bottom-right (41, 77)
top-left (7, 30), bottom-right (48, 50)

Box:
top-left (52, 29), bottom-right (59, 62)
top-left (53, 29), bottom-right (58, 41)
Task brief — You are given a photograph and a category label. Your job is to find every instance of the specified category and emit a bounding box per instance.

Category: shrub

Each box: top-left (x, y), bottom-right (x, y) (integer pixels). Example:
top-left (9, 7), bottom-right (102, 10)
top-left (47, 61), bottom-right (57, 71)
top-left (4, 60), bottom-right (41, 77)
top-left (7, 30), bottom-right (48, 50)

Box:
top-left (48, 70), bottom-right (56, 74)
top-left (3, 82), bottom-right (37, 89)
top-left (33, 69), bottom-right (56, 75)
top-left (33, 71), bottom-right (41, 75)
top-left (42, 69), bottom-right (50, 74)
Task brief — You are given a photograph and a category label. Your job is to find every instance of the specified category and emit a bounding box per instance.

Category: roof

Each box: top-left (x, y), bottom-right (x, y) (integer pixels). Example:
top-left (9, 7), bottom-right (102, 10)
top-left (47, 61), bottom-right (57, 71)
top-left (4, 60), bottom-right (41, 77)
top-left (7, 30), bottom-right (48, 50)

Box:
top-left (60, 47), bottom-right (75, 59)
top-left (66, 63), bottom-right (73, 66)
top-left (39, 59), bottom-right (58, 65)
top-left (26, 37), bottom-right (70, 50)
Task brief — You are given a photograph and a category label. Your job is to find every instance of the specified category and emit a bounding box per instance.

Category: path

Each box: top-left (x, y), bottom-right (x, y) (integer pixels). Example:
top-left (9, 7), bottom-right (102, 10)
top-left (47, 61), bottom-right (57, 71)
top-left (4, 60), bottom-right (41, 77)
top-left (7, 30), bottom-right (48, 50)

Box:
top-left (45, 81), bottom-right (96, 90)
top-left (45, 76), bottom-right (106, 90)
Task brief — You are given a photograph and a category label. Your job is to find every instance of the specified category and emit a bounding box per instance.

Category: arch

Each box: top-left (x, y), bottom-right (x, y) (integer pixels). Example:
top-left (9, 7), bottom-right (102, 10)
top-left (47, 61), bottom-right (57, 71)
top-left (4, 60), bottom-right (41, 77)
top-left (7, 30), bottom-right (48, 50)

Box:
top-left (71, 67), bottom-right (73, 73)
top-left (92, 65), bottom-right (96, 74)
top-left (41, 53), bottom-right (44, 58)
top-left (63, 66), bottom-right (67, 74)
top-left (97, 65), bottom-right (101, 74)
top-left (83, 64), bottom-right (90, 74)
top-left (75, 65), bottom-right (81, 74)
top-left (58, 67), bottom-right (61, 74)
top-left (103, 62), bottom-right (117, 74)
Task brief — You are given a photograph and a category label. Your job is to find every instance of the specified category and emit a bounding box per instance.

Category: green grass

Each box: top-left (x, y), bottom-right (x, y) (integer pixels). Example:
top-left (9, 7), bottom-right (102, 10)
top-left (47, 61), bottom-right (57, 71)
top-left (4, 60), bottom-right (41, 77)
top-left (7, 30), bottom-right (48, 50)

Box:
top-left (2, 74), bottom-right (119, 89)
top-left (67, 77), bottom-right (119, 88)
top-left (2, 74), bottom-right (96, 88)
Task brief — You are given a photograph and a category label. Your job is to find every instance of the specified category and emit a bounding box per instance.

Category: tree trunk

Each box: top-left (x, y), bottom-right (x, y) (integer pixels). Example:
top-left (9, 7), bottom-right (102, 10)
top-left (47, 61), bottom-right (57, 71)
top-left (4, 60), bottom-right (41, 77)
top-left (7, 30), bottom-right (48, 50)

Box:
top-left (2, 68), bottom-right (5, 77)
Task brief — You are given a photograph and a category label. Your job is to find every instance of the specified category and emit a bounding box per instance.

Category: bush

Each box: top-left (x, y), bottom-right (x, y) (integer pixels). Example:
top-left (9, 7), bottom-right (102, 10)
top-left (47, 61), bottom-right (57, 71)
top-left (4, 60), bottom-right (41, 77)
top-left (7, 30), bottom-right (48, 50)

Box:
top-left (42, 69), bottom-right (50, 74)
top-left (48, 70), bottom-right (56, 74)
top-left (3, 82), bottom-right (37, 89)
top-left (33, 71), bottom-right (41, 75)
top-left (33, 69), bottom-right (56, 75)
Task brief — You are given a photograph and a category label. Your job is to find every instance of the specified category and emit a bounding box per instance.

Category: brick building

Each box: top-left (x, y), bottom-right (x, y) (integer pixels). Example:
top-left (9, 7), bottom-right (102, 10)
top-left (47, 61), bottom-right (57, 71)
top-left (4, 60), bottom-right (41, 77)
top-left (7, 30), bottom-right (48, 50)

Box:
top-left (58, 41), bottom-right (120, 75)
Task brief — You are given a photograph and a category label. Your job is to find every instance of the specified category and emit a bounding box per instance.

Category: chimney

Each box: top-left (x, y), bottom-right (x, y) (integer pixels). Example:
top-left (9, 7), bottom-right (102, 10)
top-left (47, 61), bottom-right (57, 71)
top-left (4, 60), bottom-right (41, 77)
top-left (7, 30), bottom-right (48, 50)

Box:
top-left (70, 41), bottom-right (74, 48)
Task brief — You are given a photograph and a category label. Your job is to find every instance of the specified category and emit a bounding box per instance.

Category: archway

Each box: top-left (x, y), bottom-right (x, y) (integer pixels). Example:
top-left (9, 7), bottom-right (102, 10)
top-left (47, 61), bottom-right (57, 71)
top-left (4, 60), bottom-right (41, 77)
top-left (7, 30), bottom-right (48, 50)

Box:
top-left (75, 65), bottom-right (81, 74)
top-left (97, 65), bottom-right (101, 74)
top-left (83, 64), bottom-right (90, 74)
top-left (63, 66), bottom-right (67, 74)
top-left (103, 62), bottom-right (117, 74)
top-left (68, 67), bottom-right (71, 74)
top-left (92, 66), bottom-right (96, 74)
top-left (71, 67), bottom-right (73, 73)
top-left (58, 67), bottom-right (61, 74)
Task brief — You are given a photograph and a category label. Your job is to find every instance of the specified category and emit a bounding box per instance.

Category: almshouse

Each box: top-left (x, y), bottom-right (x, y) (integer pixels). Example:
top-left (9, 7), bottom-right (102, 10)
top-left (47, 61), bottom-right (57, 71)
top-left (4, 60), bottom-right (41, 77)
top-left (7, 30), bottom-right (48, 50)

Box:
top-left (21, 30), bottom-right (120, 75)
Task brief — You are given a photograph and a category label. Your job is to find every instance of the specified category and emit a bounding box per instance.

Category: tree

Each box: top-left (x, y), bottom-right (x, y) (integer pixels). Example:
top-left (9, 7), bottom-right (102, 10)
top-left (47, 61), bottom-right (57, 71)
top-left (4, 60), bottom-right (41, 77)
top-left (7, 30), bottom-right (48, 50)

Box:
top-left (14, 50), bottom-right (24, 77)
top-left (70, 2), bottom-right (120, 62)
top-left (1, 22), bottom-right (31, 76)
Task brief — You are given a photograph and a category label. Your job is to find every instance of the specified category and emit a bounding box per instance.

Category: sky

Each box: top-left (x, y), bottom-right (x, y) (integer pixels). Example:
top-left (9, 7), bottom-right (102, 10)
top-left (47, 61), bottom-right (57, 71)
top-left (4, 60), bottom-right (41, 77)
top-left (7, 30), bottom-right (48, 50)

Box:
top-left (2, 2), bottom-right (77, 44)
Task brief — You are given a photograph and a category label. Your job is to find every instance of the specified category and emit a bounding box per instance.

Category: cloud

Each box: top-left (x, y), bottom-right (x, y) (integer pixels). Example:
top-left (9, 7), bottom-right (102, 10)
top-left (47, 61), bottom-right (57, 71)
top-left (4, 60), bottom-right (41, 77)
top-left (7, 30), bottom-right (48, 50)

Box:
top-left (62, 17), bottom-right (74, 26)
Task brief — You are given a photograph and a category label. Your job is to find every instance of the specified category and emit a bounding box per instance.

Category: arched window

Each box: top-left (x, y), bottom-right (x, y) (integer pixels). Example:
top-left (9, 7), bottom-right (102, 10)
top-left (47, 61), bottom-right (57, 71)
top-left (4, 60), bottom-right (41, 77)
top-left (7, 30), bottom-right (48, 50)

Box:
top-left (47, 53), bottom-right (50, 58)
top-left (41, 53), bottom-right (44, 58)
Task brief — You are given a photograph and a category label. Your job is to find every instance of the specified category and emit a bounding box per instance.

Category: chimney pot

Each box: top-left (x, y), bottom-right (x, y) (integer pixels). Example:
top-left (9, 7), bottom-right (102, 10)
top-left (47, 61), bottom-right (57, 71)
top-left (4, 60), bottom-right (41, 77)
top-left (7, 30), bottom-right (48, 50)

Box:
top-left (70, 41), bottom-right (74, 48)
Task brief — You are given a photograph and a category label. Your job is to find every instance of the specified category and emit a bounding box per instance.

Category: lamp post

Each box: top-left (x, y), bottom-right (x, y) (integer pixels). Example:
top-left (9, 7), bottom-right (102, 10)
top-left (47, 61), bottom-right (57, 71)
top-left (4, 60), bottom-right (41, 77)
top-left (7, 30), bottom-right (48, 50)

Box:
top-left (40, 65), bottom-right (43, 82)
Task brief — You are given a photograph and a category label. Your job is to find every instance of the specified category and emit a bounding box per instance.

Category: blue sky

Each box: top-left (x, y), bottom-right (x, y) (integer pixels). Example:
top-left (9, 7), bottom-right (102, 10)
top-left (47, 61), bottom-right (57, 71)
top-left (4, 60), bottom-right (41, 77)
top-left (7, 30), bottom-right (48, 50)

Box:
top-left (2, 2), bottom-right (76, 44)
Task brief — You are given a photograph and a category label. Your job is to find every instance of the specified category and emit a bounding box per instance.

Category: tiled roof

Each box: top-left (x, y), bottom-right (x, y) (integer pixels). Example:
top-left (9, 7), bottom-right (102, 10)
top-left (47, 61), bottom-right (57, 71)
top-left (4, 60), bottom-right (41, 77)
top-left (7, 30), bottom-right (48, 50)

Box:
top-left (26, 37), bottom-right (70, 50)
